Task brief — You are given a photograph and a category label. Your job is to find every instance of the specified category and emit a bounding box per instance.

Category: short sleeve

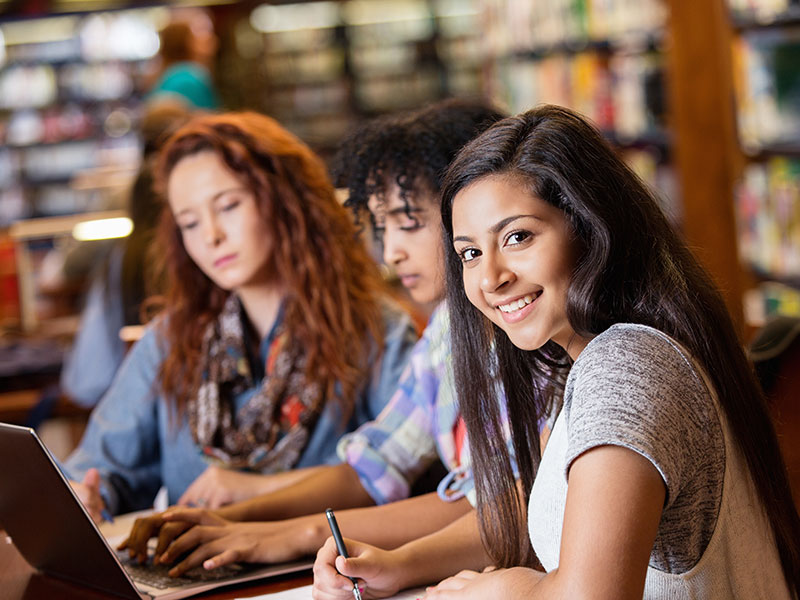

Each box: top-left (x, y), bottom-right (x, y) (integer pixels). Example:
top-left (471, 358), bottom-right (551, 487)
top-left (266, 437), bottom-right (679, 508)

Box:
top-left (564, 326), bottom-right (719, 510)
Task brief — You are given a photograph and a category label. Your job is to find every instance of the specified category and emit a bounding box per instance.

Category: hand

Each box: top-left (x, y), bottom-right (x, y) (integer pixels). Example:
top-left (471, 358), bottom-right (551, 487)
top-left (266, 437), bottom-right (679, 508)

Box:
top-left (117, 509), bottom-right (197, 564)
top-left (177, 465), bottom-right (279, 509)
top-left (155, 508), bottom-right (314, 577)
top-left (423, 566), bottom-right (545, 599)
top-left (312, 536), bottom-right (404, 600)
top-left (69, 468), bottom-right (107, 524)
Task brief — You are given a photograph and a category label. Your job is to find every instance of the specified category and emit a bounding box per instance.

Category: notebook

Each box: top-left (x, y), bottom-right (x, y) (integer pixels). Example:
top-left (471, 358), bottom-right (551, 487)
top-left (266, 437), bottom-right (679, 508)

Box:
top-left (0, 422), bottom-right (312, 599)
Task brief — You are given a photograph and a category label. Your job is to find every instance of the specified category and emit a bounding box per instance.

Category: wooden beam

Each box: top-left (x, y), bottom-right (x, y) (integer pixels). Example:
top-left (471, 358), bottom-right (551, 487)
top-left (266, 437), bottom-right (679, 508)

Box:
top-left (665, 0), bottom-right (747, 335)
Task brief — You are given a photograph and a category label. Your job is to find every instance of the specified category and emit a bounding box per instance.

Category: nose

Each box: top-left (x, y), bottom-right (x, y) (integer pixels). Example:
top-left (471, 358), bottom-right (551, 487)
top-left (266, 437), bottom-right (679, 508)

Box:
top-left (382, 231), bottom-right (407, 267)
top-left (201, 214), bottom-right (225, 247)
top-left (479, 250), bottom-right (515, 294)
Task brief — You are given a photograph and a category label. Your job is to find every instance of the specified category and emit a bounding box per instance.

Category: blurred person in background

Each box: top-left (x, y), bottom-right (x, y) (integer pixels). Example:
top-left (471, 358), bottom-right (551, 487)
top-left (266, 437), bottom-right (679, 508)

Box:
top-left (64, 111), bottom-right (416, 522)
top-left (146, 8), bottom-right (220, 111)
top-left (60, 99), bottom-right (192, 408)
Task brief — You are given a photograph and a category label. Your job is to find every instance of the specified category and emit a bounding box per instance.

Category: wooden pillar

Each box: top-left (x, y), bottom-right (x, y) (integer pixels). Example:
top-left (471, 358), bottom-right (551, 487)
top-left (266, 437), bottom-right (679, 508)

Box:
top-left (665, 0), bottom-right (746, 335)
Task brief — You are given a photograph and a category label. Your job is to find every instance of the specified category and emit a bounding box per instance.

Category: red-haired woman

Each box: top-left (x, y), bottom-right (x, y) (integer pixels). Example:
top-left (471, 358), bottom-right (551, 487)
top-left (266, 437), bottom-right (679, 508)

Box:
top-left (65, 112), bottom-right (417, 522)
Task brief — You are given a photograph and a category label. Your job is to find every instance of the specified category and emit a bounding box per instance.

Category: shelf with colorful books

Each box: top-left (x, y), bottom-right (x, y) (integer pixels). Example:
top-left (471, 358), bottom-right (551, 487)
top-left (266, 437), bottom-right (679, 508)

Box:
top-left (0, 9), bottom-right (159, 226)
top-left (728, 0), bottom-right (800, 325)
top-left (729, 0), bottom-right (800, 30)
top-left (236, 0), bottom-right (488, 153)
top-left (481, 0), bottom-right (677, 221)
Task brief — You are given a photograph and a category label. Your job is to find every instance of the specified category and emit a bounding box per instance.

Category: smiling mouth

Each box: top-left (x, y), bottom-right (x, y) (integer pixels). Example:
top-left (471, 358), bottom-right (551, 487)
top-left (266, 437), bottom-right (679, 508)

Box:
top-left (497, 292), bottom-right (541, 314)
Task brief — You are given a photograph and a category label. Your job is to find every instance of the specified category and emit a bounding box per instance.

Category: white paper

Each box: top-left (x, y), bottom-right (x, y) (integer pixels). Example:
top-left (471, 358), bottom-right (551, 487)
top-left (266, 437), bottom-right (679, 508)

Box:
top-left (238, 584), bottom-right (427, 599)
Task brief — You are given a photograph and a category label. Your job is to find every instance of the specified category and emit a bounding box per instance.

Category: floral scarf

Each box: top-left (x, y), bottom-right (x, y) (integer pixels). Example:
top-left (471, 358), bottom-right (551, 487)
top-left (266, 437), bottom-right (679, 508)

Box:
top-left (188, 294), bottom-right (324, 472)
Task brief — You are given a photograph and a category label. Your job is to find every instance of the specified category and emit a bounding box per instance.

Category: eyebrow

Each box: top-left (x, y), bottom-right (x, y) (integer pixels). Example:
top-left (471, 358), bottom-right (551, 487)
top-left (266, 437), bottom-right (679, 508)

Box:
top-left (453, 214), bottom-right (538, 243)
top-left (386, 205), bottom-right (422, 216)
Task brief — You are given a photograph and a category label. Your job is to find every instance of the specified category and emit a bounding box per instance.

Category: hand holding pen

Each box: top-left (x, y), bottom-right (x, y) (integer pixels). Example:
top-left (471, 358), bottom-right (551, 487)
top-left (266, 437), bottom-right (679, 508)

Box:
top-left (325, 508), bottom-right (363, 600)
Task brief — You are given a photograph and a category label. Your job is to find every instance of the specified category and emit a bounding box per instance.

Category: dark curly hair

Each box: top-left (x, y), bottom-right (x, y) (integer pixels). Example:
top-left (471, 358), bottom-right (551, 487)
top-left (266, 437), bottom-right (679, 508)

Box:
top-left (332, 98), bottom-right (505, 231)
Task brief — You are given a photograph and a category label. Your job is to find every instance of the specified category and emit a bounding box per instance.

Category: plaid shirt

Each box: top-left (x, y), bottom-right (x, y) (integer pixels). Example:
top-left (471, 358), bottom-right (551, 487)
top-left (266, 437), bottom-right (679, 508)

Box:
top-left (337, 304), bottom-right (480, 505)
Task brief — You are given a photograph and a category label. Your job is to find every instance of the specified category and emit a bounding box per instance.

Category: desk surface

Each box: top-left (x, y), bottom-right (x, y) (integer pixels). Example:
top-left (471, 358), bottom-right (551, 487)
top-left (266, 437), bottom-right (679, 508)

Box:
top-left (0, 534), bottom-right (313, 600)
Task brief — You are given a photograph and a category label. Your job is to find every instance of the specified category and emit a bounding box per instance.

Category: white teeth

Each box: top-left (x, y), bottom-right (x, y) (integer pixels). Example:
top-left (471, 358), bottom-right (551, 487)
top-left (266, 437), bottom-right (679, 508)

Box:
top-left (498, 294), bottom-right (537, 313)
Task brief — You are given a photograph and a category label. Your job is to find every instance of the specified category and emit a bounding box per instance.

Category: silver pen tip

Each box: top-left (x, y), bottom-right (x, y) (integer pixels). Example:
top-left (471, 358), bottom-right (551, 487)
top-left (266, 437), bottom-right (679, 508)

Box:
top-left (353, 584), bottom-right (363, 600)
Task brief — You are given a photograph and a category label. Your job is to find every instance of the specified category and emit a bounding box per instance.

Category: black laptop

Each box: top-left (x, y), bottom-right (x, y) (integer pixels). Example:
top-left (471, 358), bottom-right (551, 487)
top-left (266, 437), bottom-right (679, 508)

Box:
top-left (0, 422), bottom-right (311, 599)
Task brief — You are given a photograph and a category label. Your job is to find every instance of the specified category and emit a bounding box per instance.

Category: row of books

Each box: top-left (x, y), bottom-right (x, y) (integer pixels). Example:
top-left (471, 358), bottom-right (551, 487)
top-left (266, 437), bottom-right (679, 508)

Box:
top-left (483, 0), bottom-right (666, 54)
top-left (491, 50), bottom-right (666, 142)
top-left (728, 0), bottom-right (799, 21)
top-left (0, 61), bottom-right (141, 110)
top-left (744, 282), bottom-right (800, 327)
top-left (736, 157), bottom-right (800, 280)
top-left (0, 9), bottom-right (160, 64)
top-left (732, 28), bottom-right (800, 153)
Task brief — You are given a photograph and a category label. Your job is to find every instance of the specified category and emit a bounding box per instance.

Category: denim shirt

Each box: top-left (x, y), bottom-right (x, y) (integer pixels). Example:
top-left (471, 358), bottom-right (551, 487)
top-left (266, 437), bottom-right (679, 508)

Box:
top-left (63, 301), bottom-right (417, 514)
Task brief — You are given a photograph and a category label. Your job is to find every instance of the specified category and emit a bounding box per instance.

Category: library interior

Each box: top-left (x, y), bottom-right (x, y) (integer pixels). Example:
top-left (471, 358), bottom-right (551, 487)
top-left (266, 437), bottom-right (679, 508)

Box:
top-left (1, 1), bottom-right (799, 599)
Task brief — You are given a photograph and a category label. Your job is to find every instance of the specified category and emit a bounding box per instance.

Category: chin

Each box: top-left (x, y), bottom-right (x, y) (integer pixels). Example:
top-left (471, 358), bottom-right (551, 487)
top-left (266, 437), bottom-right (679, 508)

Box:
top-left (502, 329), bottom-right (548, 352)
top-left (408, 287), bottom-right (436, 306)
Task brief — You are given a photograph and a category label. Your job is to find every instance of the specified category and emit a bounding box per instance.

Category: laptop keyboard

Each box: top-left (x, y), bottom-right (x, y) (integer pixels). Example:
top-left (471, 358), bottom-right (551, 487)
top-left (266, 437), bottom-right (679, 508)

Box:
top-left (117, 551), bottom-right (255, 590)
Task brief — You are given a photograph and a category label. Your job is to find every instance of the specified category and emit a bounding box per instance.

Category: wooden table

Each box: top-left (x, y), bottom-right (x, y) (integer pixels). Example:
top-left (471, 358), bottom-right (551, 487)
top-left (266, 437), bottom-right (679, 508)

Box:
top-left (0, 534), bottom-right (313, 599)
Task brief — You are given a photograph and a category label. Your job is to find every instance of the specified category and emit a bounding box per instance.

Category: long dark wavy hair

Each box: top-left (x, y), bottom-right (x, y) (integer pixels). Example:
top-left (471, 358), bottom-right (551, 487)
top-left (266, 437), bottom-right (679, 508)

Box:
top-left (441, 105), bottom-right (800, 591)
top-left (154, 111), bottom-right (389, 418)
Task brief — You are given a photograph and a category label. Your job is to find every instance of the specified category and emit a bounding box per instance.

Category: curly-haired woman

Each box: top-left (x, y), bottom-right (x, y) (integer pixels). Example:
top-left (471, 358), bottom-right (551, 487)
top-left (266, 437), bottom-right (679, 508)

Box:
top-left (64, 112), bottom-right (417, 522)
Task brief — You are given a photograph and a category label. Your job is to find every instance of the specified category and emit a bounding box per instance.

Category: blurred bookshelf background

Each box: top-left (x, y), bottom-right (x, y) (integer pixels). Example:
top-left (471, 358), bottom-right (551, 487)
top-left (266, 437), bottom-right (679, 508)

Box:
top-left (0, 0), bottom-right (798, 347)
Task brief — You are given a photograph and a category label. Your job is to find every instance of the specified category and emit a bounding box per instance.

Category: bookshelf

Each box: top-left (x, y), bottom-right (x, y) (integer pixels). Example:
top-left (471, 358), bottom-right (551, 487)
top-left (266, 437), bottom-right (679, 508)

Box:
top-left (482, 0), bottom-right (681, 226)
top-left (0, 8), bottom-right (161, 331)
top-left (725, 0), bottom-right (800, 327)
top-left (480, 0), bottom-right (784, 333)
top-left (220, 0), bottom-right (486, 156)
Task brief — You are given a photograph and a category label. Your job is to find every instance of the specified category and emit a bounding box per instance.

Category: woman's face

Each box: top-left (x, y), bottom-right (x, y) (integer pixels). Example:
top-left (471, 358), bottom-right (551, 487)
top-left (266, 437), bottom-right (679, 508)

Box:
top-left (167, 151), bottom-right (273, 292)
top-left (452, 174), bottom-right (585, 358)
top-left (369, 182), bottom-right (445, 306)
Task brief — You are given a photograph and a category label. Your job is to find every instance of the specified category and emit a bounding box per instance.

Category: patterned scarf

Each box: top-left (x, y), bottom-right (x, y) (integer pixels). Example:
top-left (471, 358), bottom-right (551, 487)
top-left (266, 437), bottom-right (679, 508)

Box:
top-left (188, 294), bottom-right (324, 472)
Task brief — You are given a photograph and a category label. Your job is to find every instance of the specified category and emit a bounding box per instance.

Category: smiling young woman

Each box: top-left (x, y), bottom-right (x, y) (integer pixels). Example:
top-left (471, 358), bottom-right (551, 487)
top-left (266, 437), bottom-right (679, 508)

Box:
top-left (432, 105), bottom-right (800, 599)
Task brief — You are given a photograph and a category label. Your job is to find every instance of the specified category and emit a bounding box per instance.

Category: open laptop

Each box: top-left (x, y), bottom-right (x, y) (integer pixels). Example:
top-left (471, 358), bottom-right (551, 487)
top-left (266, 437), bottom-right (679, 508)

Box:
top-left (0, 422), bottom-right (312, 599)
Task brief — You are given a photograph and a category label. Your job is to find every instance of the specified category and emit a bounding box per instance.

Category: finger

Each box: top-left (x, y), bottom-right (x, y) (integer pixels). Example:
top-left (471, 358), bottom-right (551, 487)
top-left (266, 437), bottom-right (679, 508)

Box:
top-left (159, 526), bottom-right (211, 564)
top-left (334, 553), bottom-right (376, 580)
top-left (154, 521), bottom-right (192, 560)
top-left (168, 543), bottom-right (223, 577)
top-left (313, 539), bottom-right (347, 587)
top-left (311, 586), bottom-right (355, 600)
top-left (123, 516), bottom-right (163, 563)
top-left (428, 573), bottom-right (472, 592)
top-left (202, 548), bottom-right (240, 570)
top-left (311, 584), bottom-right (352, 600)
top-left (454, 569), bottom-right (480, 580)
top-left (82, 468), bottom-right (101, 491)
top-left (162, 507), bottom-right (218, 525)
top-left (177, 477), bottom-right (205, 506)
top-left (206, 489), bottom-right (228, 510)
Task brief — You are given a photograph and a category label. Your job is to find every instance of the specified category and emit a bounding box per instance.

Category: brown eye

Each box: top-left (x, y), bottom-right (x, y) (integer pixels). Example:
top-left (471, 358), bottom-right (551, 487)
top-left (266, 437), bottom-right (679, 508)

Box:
top-left (506, 230), bottom-right (531, 246)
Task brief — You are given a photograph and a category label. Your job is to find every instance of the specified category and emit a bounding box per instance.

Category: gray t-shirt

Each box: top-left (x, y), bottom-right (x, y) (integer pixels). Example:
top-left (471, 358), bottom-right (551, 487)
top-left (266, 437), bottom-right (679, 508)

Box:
top-left (562, 323), bottom-right (724, 573)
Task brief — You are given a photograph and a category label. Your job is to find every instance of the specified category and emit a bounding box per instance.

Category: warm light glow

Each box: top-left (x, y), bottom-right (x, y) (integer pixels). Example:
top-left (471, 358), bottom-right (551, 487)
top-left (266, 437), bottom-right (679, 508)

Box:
top-left (72, 217), bottom-right (133, 241)
top-left (251, 2), bottom-right (340, 33)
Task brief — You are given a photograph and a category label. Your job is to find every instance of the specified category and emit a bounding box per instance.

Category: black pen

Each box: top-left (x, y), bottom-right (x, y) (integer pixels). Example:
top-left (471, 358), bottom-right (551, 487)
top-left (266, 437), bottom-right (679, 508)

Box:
top-left (325, 508), bottom-right (363, 600)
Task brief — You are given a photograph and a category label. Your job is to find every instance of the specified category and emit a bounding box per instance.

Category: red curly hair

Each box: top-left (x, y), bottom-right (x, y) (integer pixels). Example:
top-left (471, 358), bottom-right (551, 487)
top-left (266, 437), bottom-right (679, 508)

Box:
top-left (154, 111), bottom-right (390, 417)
